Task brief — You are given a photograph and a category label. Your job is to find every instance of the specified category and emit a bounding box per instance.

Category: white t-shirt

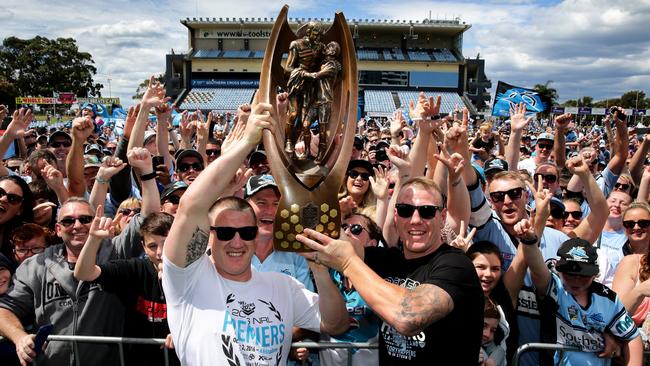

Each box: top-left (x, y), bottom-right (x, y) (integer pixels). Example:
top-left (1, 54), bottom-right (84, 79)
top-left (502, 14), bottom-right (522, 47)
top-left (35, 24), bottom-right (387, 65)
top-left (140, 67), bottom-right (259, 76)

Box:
top-left (517, 157), bottom-right (538, 177)
top-left (162, 254), bottom-right (321, 366)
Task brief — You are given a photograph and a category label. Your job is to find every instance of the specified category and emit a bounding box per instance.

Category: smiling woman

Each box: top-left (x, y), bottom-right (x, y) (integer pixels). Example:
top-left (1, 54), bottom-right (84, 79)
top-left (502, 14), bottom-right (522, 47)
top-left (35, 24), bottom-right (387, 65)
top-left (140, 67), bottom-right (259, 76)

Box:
top-left (0, 176), bottom-right (35, 263)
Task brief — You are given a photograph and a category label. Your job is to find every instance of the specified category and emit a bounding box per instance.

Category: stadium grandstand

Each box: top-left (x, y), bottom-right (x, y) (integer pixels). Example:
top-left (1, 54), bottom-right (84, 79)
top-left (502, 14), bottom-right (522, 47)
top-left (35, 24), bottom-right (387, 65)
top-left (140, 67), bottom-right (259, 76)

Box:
top-left (164, 15), bottom-right (491, 118)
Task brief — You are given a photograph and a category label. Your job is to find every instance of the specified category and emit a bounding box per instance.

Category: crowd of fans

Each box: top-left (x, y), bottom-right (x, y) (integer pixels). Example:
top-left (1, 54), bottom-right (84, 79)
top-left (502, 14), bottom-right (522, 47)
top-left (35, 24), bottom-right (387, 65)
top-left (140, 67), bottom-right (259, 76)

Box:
top-left (0, 81), bottom-right (648, 366)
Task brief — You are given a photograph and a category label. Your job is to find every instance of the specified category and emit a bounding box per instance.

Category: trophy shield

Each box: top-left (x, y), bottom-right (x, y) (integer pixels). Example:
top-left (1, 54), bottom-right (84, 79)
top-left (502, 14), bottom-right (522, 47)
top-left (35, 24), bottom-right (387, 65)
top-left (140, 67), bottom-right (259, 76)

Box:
top-left (258, 5), bottom-right (357, 252)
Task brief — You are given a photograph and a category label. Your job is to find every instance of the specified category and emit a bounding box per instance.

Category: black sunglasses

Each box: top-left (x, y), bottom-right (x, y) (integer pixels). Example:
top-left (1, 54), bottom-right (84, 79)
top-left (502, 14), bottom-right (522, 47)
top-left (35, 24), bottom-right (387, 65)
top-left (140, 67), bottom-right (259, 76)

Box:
top-left (489, 187), bottom-right (524, 203)
top-left (163, 195), bottom-right (181, 205)
top-left (537, 143), bottom-right (554, 150)
top-left (615, 182), bottom-right (630, 191)
top-left (206, 149), bottom-right (221, 156)
top-left (562, 210), bottom-right (582, 220)
top-left (341, 223), bottom-right (365, 236)
top-left (395, 203), bottom-right (441, 220)
top-left (0, 187), bottom-right (24, 205)
top-left (347, 170), bottom-right (370, 181)
top-left (211, 226), bottom-right (258, 241)
top-left (119, 207), bottom-right (141, 216)
top-left (49, 141), bottom-right (72, 148)
top-left (534, 173), bottom-right (558, 184)
top-left (623, 220), bottom-right (650, 230)
top-left (59, 215), bottom-right (93, 227)
top-left (550, 207), bottom-right (565, 220)
top-left (177, 163), bottom-right (204, 173)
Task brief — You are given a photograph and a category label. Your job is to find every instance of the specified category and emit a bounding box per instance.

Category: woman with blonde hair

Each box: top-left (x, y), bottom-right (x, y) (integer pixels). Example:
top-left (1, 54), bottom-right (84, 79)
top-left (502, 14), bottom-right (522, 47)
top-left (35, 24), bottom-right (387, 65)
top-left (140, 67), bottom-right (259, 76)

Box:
top-left (113, 197), bottom-right (142, 235)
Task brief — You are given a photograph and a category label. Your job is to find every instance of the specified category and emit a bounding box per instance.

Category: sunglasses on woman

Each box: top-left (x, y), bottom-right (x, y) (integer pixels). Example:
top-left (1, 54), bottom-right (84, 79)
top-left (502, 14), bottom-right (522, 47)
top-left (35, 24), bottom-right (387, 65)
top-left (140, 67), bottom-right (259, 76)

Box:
top-left (615, 182), bottom-right (630, 191)
top-left (210, 226), bottom-right (258, 241)
top-left (622, 220), bottom-right (650, 230)
top-left (0, 187), bottom-right (24, 205)
top-left (119, 207), bottom-right (141, 216)
top-left (562, 211), bottom-right (582, 220)
top-left (347, 170), bottom-right (370, 181)
top-left (395, 203), bottom-right (441, 219)
top-left (489, 187), bottom-right (524, 203)
top-left (341, 223), bottom-right (366, 236)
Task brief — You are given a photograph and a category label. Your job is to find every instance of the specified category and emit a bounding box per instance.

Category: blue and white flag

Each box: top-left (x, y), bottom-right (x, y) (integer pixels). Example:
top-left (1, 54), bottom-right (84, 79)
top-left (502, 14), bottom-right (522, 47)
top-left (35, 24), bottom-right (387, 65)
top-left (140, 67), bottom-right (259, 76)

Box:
top-left (492, 81), bottom-right (547, 117)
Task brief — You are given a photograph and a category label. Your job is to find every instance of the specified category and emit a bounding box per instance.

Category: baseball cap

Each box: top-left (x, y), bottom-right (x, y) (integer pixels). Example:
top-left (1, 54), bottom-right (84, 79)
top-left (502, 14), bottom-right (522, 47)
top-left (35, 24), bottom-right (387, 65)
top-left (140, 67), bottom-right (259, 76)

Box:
top-left (83, 155), bottom-right (102, 169)
top-left (244, 175), bottom-right (278, 199)
top-left (375, 140), bottom-right (390, 150)
top-left (599, 140), bottom-right (606, 148)
top-left (248, 149), bottom-right (267, 167)
top-left (144, 131), bottom-right (157, 145)
top-left (530, 196), bottom-right (565, 212)
top-left (347, 159), bottom-right (374, 175)
top-left (160, 181), bottom-right (188, 202)
top-left (537, 132), bottom-right (555, 142)
top-left (84, 144), bottom-right (102, 155)
top-left (555, 238), bottom-right (599, 276)
top-left (175, 149), bottom-right (204, 166)
top-left (48, 130), bottom-right (72, 145)
top-left (483, 158), bottom-right (508, 175)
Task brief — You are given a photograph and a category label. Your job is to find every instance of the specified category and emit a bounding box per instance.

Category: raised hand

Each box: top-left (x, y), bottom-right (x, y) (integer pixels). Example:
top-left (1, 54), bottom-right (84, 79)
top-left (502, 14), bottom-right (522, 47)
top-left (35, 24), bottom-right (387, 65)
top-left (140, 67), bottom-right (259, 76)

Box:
top-left (179, 111), bottom-right (194, 140)
top-left (41, 162), bottom-right (65, 190)
top-left (339, 196), bottom-right (358, 217)
top-left (89, 205), bottom-right (120, 239)
top-left (296, 228), bottom-right (357, 273)
top-left (387, 144), bottom-right (411, 179)
top-left (434, 152), bottom-right (465, 184)
top-left (71, 116), bottom-right (94, 141)
top-left (554, 113), bottom-right (573, 131)
top-left (127, 147), bottom-right (152, 173)
top-left (369, 164), bottom-right (389, 199)
top-left (124, 104), bottom-right (140, 139)
top-left (6, 108), bottom-right (33, 138)
top-left (391, 109), bottom-right (405, 137)
top-left (533, 177), bottom-right (552, 224)
top-left (154, 102), bottom-right (173, 126)
top-left (408, 92), bottom-right (441, 121)
top-left (509, 102), bottom-right (532, 132)
top-left (566, 156), bottom-right (590, 176)
top-left (236, 103), bottom-right (252, 127)
top-left (449, 220), bottom-right (477, 252)
top-left (195, 110), bottom-right (209, 140)
top-left (141, 75), bottom-right (170, 108)
top-left (243, 102), bottom-right (275, 147)
top-left (513, 218), bottom-right (537, 242)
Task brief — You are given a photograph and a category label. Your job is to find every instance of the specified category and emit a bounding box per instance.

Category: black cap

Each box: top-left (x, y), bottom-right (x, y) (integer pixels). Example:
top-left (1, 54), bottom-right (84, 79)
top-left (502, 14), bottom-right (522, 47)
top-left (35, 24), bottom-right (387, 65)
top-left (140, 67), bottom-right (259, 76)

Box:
top-left (84, 143), bottom-right (102, 155)
top-left (375, 140), bottom-right (390, 150)
top-left (175, 149), bottom-right (204, 166)
top-left (244, 175), bottom-right (278, 199)
top-left (484, 158), bottom-right (508, 175)
top-left (48, 130), bottom-right (72, 145)
top-left (347, 159), bottom-right (374, 175)
top-left (555, 238), bottom-right (599, 276)
top-left (161, 181), bottom-right (188, 202)
top-left (248, 149), bottom-right (267, 166)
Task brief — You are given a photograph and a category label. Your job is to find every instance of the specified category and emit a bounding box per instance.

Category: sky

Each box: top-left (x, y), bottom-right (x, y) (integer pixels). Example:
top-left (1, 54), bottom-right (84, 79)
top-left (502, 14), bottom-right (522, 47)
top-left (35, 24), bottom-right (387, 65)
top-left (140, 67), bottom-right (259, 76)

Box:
top-left (1, 0), bottom-right (648, 108)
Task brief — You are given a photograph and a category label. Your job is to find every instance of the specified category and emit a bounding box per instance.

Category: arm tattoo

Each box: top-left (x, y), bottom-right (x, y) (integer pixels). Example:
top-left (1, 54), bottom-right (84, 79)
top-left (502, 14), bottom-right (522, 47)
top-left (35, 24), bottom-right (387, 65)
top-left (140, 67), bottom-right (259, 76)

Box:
top-left (395, 284), bottom-right (454, 334)
top-left (186, 227), bottom-right (209, 265)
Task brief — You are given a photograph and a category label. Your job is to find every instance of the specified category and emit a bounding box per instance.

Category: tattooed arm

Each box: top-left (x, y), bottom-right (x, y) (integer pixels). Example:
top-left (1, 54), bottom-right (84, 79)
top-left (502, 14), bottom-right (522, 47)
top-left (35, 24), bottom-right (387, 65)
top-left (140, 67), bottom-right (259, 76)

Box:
top-left (163, 102), bottom-right (276, 267)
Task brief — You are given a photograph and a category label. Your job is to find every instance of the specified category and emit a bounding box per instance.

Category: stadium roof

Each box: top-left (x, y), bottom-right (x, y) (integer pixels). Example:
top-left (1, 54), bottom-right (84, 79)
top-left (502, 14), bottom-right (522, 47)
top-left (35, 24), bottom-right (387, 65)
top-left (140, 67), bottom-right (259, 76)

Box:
top-left (181, 17), bottom-right (470, 36)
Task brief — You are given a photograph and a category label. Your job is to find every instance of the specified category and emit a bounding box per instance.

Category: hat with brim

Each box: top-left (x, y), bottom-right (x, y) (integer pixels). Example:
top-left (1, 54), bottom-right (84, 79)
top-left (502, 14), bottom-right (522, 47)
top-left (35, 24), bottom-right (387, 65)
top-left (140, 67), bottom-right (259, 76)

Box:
top-left (83, 155), bottom-right (102, 169)
top-left (175, 149), bottom-right (204, 166)
top-left (161, 181), bottom-right (188, 202)
top-left (248, 150), bottom-right (267, 166)
top-left (244, 174), bottom-right (278, 199)
top-left (144, 131), bottom-right (157, 145)
top-left (484, 158), bottom-right (508, 175)
top-left (555, 238), bottom-right (599, 276)
top-left (48, 131), bottom-right (72, 145)
top-left (537, 132), bottom-right (555, 142)
top-left (347, 160), bottom-right (374, 175)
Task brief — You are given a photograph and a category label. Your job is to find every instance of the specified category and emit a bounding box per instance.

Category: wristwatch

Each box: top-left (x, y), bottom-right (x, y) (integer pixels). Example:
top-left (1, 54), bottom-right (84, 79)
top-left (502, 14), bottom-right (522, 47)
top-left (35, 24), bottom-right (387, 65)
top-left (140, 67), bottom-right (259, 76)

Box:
top-left (520, 235), bottom-right (539, 246)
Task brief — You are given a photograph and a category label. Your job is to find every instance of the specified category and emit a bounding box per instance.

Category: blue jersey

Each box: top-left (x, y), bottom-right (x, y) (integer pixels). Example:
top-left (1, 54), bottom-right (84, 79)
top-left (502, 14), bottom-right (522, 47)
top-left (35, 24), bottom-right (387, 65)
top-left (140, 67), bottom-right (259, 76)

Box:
top-left (544, 272), bottom-right (639, 365)
top-left (329, 270), bottom-right (380, 345)
top-left (252, 251), bottom-right (315, 292)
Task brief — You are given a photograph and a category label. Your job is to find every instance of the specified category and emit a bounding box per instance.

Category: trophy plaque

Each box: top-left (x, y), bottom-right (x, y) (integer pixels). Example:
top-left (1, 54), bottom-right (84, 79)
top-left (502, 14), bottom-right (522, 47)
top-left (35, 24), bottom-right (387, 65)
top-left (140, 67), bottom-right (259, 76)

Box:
top-left (258, 5), bottom-right (357, 252)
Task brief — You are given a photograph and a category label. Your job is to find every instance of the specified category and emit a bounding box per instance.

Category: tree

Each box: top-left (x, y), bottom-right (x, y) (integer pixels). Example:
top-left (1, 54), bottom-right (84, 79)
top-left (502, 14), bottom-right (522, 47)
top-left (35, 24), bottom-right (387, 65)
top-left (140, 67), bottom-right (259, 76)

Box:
top-left (0, 36), bottom-right (103, 101)
top-left (533, 80), bottom-right (559, 116)
top-left (132, 75), bottom-right (164, 100)
top-left (0, 77), bottom-right (18, 107)
top-left (621, 90), bottom-right (646, 109)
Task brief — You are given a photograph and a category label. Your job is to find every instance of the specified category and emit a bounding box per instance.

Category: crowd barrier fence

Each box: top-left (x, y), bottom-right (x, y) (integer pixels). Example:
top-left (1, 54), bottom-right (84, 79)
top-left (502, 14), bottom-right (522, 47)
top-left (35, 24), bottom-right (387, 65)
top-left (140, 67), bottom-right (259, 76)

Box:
top-left (2, 335), bottom-right (378, 366)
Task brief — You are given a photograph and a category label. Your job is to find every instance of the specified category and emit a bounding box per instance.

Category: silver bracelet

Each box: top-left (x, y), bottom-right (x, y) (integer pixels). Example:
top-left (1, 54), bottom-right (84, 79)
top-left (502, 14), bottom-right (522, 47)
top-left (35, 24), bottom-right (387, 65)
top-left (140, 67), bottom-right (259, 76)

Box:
top-left (95, 176), bottom-right (110, 184)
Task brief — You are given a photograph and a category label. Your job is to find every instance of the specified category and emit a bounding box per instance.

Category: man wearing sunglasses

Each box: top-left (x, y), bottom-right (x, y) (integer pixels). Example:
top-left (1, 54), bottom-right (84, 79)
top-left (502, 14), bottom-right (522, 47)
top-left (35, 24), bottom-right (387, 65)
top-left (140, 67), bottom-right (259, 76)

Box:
top-left (0, 197), bottom-right (149, 365)
top-left (298, 177), bottom-right (484, 365)
top-left (173, 149), bottom-right (204, 185)
top-left (162, 103), bottom-right (348, 366)
top-left (517, 132), bottom-right (555, 177)
top-left (160, 181), bottom-right (188, 217)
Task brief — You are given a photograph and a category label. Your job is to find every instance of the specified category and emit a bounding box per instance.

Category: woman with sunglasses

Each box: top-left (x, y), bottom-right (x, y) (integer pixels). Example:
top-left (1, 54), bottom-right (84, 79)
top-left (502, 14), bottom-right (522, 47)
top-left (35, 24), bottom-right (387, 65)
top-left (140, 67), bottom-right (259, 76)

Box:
top-left (339, 160), bottom-right (377, 217)
top-left (320, 213), bottom-right (385, 366)
top-left (612, 202), bottom-right (650, 347)
top-left (114, 198), bottom-right (142, 236)
top-left (0, 176), bottom-right (34, 264)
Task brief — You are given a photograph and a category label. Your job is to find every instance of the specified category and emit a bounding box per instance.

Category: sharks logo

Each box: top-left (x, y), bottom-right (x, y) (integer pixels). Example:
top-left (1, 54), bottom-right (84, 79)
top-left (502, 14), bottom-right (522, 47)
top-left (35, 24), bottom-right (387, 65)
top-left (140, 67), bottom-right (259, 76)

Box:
top-left (492, 81), bottom-right (547, 117)
top-left (567, 247), bottom-right (589, 262)
top-left (238, 301), bottom-right (256, 316)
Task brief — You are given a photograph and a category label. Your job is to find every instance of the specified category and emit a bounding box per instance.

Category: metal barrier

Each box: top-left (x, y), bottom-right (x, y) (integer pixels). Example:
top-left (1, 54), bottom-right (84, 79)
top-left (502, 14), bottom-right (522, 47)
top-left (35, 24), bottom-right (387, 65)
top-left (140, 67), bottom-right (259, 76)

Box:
top-left (511, 343), bottom-right (588, 366)
top-left (12, 336), bottom-right (378, 366)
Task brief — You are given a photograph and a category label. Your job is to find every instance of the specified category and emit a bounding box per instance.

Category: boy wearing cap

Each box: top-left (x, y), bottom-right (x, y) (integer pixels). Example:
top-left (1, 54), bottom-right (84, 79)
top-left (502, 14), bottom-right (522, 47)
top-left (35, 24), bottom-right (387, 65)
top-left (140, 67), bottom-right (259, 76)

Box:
top-left (517, 195), bottom-right (643, 364)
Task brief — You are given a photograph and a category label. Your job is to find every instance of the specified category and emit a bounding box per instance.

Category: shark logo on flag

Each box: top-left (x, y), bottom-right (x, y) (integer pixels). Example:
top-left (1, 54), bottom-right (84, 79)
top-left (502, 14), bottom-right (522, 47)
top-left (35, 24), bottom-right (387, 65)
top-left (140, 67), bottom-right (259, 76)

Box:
top-left (492, 81), bottom-right (547, 117)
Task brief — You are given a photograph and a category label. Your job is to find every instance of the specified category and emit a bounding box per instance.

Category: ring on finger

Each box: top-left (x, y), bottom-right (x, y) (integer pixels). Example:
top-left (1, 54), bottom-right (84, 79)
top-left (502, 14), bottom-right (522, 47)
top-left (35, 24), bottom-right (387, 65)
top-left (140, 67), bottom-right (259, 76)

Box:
top-left (314, 253), bottom-right (321, 265)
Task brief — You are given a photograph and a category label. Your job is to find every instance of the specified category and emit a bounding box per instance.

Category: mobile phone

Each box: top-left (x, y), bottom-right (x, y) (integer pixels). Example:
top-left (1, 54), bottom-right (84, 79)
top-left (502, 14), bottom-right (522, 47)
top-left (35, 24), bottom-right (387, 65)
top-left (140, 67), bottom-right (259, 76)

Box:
top-left (376, 149), bottom-right (389, 162)
top-left (33, 324), bottom-right (53, 355)
top-left (152, 156), bottom-right (165, 171)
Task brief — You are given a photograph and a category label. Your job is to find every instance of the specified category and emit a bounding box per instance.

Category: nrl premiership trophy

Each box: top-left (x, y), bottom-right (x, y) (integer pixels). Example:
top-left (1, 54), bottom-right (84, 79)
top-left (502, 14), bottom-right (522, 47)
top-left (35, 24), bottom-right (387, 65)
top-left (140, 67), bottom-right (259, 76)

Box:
top-left (258, 5), bottom-right (357, 252)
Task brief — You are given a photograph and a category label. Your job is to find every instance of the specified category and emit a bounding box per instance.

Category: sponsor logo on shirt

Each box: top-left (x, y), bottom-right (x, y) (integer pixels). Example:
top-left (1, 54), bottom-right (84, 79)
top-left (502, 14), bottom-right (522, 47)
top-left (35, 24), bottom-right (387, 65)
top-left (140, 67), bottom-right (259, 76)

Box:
top-left (557, 324), bottom-right (603, 352)
top-left (567, 305), bottom-right (579, 321)
top-left (517, 288), bottom-right (539, 317)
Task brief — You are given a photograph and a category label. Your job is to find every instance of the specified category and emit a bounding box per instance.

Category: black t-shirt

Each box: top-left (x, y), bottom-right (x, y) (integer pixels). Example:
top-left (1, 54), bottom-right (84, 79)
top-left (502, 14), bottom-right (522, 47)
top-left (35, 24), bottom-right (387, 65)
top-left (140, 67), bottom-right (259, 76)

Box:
top-left (97, 257), bottom-right (180, 366)
top-left (365, 244), bottom-right (484, 365)
top-left (472, 137), bottom-right (495, 152)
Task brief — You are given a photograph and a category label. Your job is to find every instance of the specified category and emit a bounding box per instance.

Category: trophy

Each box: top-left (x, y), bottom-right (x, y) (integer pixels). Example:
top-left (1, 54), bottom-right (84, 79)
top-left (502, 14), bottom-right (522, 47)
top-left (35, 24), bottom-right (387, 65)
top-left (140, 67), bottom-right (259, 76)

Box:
top-left (258, 5), bottom-right (357, 252)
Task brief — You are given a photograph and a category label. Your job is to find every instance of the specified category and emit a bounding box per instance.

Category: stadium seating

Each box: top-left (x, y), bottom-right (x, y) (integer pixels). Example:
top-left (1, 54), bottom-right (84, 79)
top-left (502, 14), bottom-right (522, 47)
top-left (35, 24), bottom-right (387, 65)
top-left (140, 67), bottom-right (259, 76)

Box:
top-left (364, 90), bottom-right (397, 114)
top-left (397, 91), bottom-right (465, 114)
top-left (221, 50), bottom-right (253, 58)
top-left (253, 50), bottom-right (265, 58)
top-left (432, 48), bottom-right (457, 62)
top-left (179, 88), bottom-right (256, 111)
top-left (357, 49), bottom-right (379, 60)
top-left (193, 49), bottom-right (221, 58)
top-left (407, 51), bottom-right (432, 61)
